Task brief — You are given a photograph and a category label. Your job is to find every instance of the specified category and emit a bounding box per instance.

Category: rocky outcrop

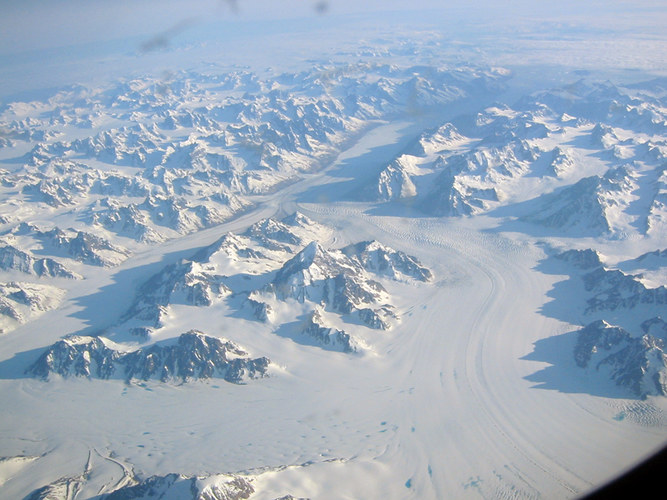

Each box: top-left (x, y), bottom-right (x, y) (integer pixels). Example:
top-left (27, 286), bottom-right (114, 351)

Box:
top-left (122, 261), bottom-right (231, 329)
top-left (301, 307), bottom-right (356, 353)
top-left (0, 243), bottom-right (80, 279)
top-left (103, 473), bottom-right (254, 500)
top-left (583, 267), bottom-right (667, 312)
top-left (555, 249), bottom-right (603, 270)
top-left (522, 167), bottom-right (636, 236)
top-left (26, 331), bottom-right (270, 384)
top-left (342, 240), bottom-right (432, 282)
top-left (0, 282), bottom-right (65, 333)
top-left (574, 320), bottom-right (667, 398)
top-left (269, 242), bottom-right (388, 315)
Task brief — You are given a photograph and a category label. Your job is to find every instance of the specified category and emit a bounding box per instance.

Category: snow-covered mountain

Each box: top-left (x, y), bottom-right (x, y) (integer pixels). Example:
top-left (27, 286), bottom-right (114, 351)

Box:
top-left (357, 79), bottom-right (667, 241)
top-left (0, 63), bottom-right (506, 250)
top-left (522, 167), bottom-right (637, 236)
top-left (368, 155), bottom-right (419, 202)
top-left (109, 213), bottom-right (430, 350)
top-left (341, 240), bottom-right (433, 283)
top-left (0, 282), bottom-right (65, 334)
top-left (541, 248), bottom-right (667, 397)
top-left (0, 57), bottom-right (666, 500)
top-left (24, 466), bottom-right (255, 500)
top-left (269, 241), bottom-right (389, 310)
top-left (574, 319), bottom-right (666, 398)
top-left (299, 306), bottom-right (358, 353)
top-left (0, 242), bottom-right (80, 279)
top-left (101, 472), bottom-right (255, 500)
top-left (27, 330), bottom-right (270, 384)
top-left (583, 266), bottom-right (667, 313)
top-left (6, 223), bottom-right (131, 267)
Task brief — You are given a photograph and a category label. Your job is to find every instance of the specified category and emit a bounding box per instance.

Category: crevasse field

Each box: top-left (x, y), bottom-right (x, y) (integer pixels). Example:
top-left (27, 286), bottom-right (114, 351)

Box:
top-left (0, 1), bottom-right (666, 499)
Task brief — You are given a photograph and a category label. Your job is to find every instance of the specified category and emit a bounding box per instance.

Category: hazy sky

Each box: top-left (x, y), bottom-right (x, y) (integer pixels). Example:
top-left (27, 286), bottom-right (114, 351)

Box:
top-left (1, 0), bottom-right (665, 98)
top-left (2, 1), bottom-right (429, 52)
top-left (2, 0), bottom-right (660, 54)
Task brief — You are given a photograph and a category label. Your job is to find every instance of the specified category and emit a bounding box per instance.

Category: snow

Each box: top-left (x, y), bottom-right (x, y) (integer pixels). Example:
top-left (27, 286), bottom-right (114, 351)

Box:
top-left (0, 3), bottom-right (666, 499)
top-left (0, 455), bottom-right (38, 487)
top-left (2, 109), bottom-right (665, 497)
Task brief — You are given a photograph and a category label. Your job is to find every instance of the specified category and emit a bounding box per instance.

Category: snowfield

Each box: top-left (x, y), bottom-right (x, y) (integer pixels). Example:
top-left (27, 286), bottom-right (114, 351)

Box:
top-left (1, 5), bottom-right (667, 498)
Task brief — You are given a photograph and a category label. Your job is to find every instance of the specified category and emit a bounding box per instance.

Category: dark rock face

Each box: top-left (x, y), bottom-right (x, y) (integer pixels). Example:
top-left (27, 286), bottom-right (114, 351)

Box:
top-left (122, 261), bottom-right (231, 327)
top-left (28, 471), bottom-right (255, 500)
top-left (104, 473), bottom-right (184, 500)
top-left (322, 273), bottom-right (385, 315)
top-left (0, 244), bottom-right (79, 278)
top-left (104, 473), bottom-right (255, 500)
top-left (574, 320), bottom-right (667, 398)
top-left (356, 307), bottom-right (395, 330)
top-left (582, 267), bottom-right (667, 312)
top-left (301, 308), bottom-right (355, 353)
top-left (26, 331), bottom-right (270, 384)
top-left (555, 249), bottom-right (603, 270)
top-left (122, 332), bottom-right (270, 383)
top-left (574, 320), bottom-right (631, 368)
top-left (247, 298), bottom-right (273, 322)
top-left (341, 240), bottom-right (433, 282)
top-left (26, 335), bottom-right (120, 380)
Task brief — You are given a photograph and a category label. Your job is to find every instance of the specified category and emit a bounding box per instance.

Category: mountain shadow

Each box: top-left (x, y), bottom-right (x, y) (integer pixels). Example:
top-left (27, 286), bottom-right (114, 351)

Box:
top-left (521, 328), bottom-right (641, 400)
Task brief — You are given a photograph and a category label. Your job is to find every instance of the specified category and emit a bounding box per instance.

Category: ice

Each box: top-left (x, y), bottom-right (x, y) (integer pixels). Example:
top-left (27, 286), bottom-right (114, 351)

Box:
top-left (1, 2), bottom-right (667, 499)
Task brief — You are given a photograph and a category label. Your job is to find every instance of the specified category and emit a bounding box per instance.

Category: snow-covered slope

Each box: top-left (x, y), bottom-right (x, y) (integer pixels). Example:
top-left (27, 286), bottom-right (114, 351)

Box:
top-left (574, 319), bottom-right (666, 398)
top-left (0, 282), bottom-right (65, 334)
top-left (356, 79), bottom-right (667, 243)
top-left (0, 242), bottom-right (80, 279)
top-left (532, 248), bottom-right (667, 398)
top-left (0, 63), bottom-right (505, 251)
top-left (522, 167), bottom-right (637, 237)
top-left (0, 59), bottom-right (666, 500)
top-left (27, 331), bottom-right (270, 384)
top-left (108, 213), bottom-right (431, 350)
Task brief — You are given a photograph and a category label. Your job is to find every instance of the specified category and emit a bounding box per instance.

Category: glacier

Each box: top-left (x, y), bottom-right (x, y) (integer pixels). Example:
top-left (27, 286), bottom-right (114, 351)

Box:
top-left (0, 2), bottom-right (666, 499)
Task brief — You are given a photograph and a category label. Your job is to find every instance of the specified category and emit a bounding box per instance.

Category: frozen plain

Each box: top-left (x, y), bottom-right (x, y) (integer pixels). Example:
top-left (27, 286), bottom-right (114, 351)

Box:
top-left (1, 2), bottom-right (667, 499)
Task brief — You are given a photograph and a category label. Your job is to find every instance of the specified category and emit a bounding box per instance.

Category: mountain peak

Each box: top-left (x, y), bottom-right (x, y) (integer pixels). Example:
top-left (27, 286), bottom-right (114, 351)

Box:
top-left (298, 241), bottom-right (322, 265)
top-left (26, 331), bottom-right (270, 384)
